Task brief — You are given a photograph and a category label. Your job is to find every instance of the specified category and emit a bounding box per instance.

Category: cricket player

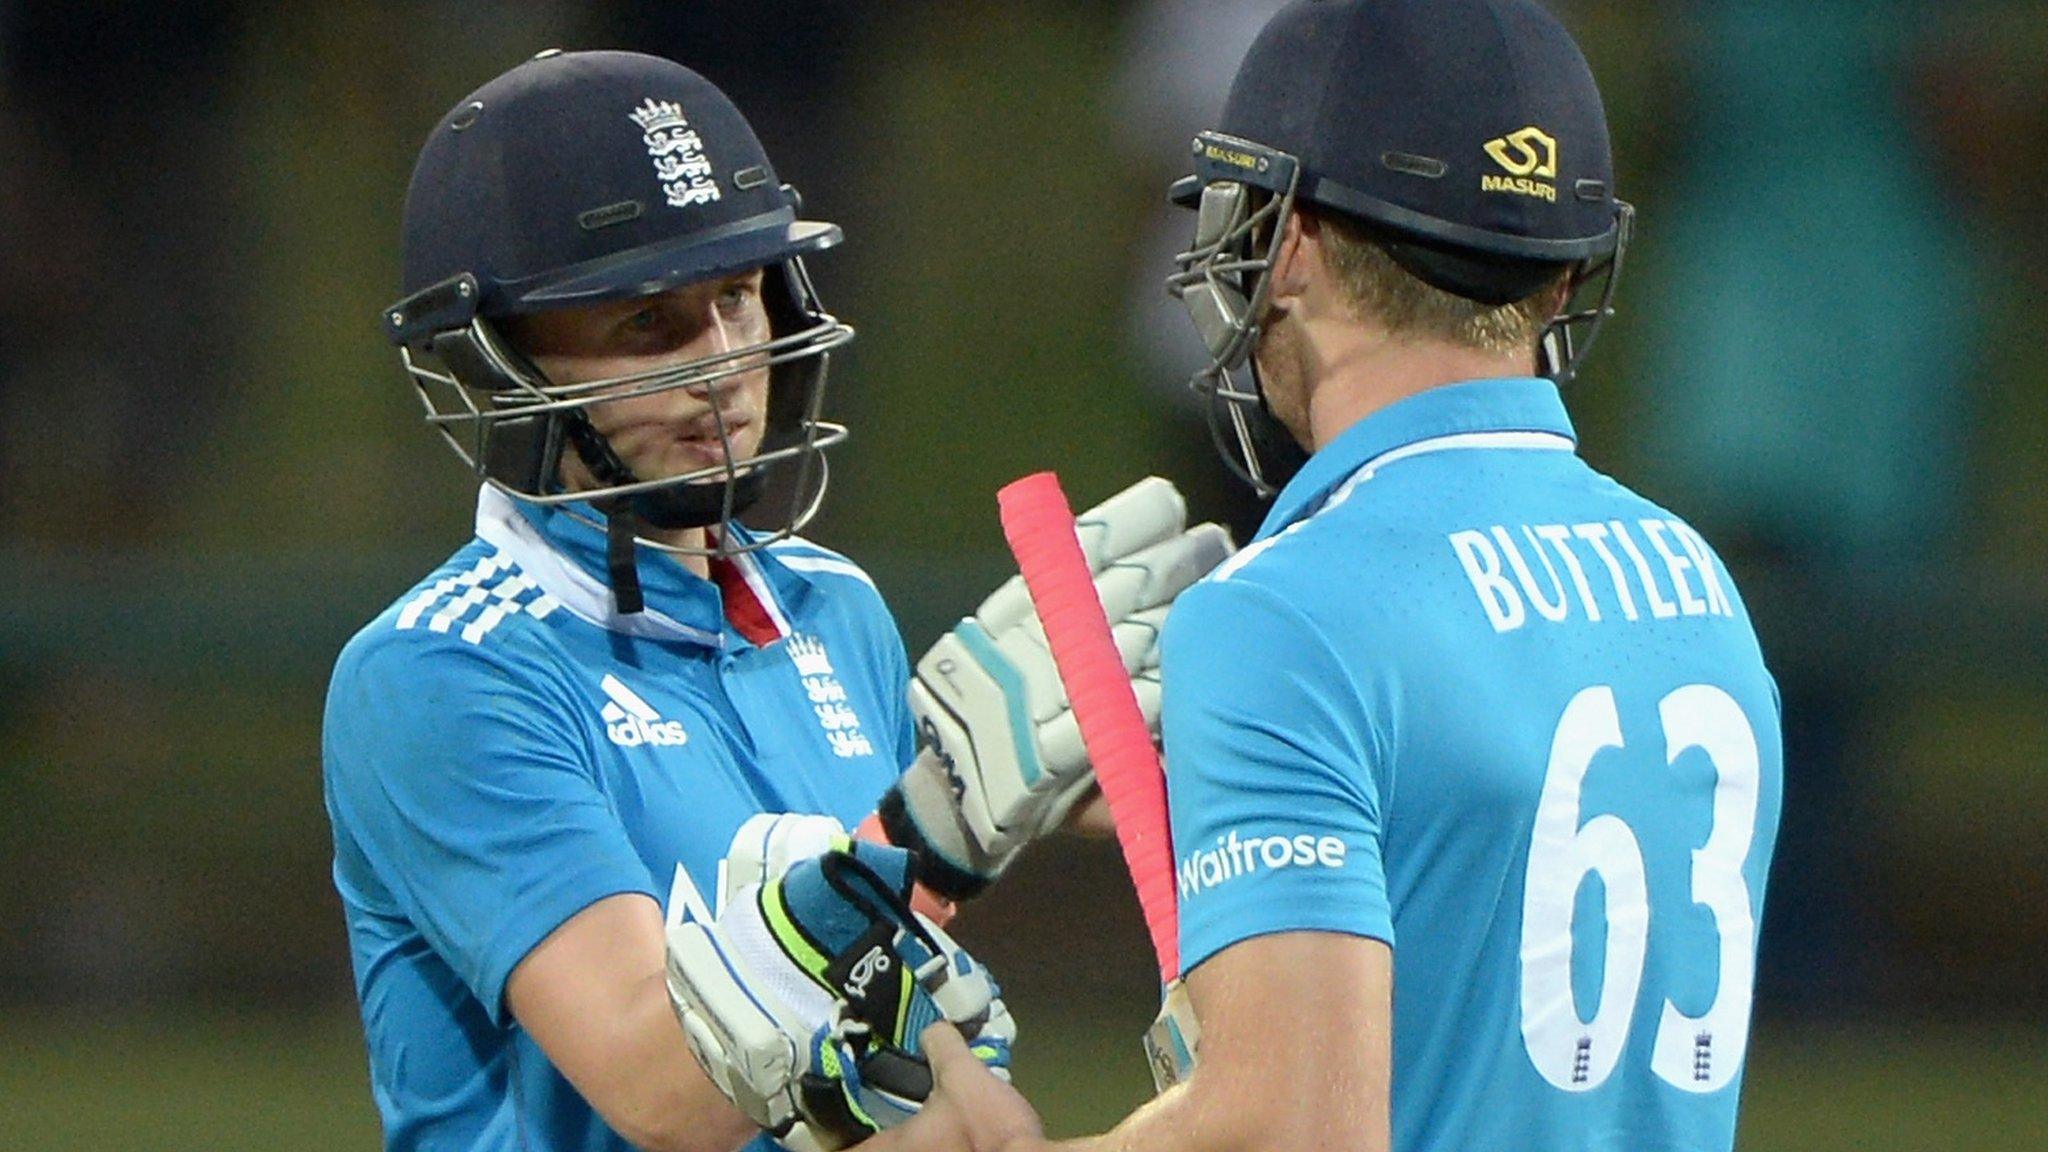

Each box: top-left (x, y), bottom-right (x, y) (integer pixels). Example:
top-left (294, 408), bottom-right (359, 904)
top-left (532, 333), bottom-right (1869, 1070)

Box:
top-left (323, 49), bottom-right (1227, 1152)
top-left (883, 2), bottom-right (1787, 1151)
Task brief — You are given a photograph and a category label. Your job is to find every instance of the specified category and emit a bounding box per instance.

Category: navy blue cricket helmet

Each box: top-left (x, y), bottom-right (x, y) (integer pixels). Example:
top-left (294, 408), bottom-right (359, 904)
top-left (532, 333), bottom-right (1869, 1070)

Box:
top-left (1166, 0), bottom-right (1633, 495)
top-left (383, 49), bottom-right (853, 592)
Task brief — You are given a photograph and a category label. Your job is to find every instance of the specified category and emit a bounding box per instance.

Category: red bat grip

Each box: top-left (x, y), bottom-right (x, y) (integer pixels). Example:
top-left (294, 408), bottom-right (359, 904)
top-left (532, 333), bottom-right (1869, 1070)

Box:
top-left (997, 473), bottom-right (1180, 983)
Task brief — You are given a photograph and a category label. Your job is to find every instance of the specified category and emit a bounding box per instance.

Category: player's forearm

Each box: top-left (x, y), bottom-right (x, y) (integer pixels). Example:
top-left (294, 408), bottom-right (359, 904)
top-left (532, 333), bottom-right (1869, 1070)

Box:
top-left (1063, 936), bottom-right (1391, 1152)
top-left (586, 970), bottom-right (761, 1152)
top-left (1055, 1067), bottom-right (1365, 1152)
top-left (879, 1057), bottom-right (1336, 1152)
top-left (1056, 1083), bottom-right (1212, 1152)
top-left (507, 895), bottom-right (762, 1152)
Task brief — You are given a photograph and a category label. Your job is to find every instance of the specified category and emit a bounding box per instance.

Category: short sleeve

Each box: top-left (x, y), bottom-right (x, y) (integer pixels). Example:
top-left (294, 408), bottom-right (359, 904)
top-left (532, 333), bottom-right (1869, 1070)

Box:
top-left (323, 634), bottom-right (656, 1024)
top-left (875, 611), bottom-right (918, 773)
top-left (1162, 575), bottom-right (1393, 976)
top-left (841, 567), bottom-right (918, 774)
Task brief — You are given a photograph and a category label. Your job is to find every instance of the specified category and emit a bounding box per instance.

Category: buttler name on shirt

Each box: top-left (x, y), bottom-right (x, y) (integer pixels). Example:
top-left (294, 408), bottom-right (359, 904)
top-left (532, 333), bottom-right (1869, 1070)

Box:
top-left (1447, 518), bottom-right (1733, 633)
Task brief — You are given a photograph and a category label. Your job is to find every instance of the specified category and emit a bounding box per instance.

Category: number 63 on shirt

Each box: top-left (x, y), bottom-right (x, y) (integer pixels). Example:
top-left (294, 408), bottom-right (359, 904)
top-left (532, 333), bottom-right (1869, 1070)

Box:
top-left (1519, 682), bottom-right (1766, 1094)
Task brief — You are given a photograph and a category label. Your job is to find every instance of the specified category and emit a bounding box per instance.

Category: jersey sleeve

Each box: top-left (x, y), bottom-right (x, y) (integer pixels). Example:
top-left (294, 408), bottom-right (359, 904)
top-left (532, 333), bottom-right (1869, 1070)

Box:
top-left (842, 566), bottom-right (918, 773)
top-left (871, 600), bottom-right (918, 773)
top-left (1162, 575), bottom-right (1394, 976)
top-left (323, 632), bottom-right (657, 1025)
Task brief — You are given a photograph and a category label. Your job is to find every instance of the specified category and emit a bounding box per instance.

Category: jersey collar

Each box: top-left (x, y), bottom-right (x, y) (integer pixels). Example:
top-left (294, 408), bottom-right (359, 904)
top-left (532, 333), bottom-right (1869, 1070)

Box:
top-left (473, 486), bottom-right (799, 649)
top-left (1255, 376), bottom-right (1578, 542)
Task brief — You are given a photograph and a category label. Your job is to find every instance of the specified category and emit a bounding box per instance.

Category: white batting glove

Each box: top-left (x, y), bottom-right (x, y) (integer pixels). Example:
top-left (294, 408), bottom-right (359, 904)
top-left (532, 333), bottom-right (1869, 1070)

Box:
top-left (877, 476), bottom-right (1233, 899)
top-left (720, 812), bottom-right (850, 903)
top-left (681, 813), bottom-right (856, 1152)
top-left (666, 841), bottom-right (1013, 1151)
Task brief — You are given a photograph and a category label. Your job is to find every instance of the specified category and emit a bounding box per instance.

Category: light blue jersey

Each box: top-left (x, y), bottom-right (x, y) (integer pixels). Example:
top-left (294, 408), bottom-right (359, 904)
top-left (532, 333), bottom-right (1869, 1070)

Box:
top-left (323, 487), bottom-right (915, 1152)
top-left (1164, 378), bottom-right (1782, 1152)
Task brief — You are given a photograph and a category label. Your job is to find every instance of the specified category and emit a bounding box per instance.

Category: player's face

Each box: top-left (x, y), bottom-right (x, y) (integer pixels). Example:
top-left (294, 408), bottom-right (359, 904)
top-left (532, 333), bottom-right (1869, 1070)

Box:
top-left (510, 269), bottom-right (774, 490)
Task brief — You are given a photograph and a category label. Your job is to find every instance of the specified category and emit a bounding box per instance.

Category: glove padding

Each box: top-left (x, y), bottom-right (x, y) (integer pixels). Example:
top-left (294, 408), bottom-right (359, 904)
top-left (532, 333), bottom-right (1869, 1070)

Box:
top-left (666, 840), bottom-right (1014, 1151)
top-left (882, 476), bottom-right (1233, 899)
top-left (721, 811), bottom-right (850, 902)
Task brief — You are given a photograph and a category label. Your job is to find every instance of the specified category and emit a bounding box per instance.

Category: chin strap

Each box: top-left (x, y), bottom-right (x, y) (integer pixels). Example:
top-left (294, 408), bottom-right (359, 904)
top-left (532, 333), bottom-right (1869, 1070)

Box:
top-left (606, 510), bottom-right (647, 616)
top-left (564, 411), bottom-right (635, 489)
top-left (561, 414), bottom-right (651, 615)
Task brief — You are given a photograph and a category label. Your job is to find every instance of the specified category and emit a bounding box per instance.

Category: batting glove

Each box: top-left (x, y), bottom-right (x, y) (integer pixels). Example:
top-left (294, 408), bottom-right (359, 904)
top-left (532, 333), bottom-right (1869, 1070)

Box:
top-left (878, 476), bottom-right (1232, 900)
top-left (665, 840), bottom-right (1014, 1151)
top-left (720, 812), bottom-right (851, 902)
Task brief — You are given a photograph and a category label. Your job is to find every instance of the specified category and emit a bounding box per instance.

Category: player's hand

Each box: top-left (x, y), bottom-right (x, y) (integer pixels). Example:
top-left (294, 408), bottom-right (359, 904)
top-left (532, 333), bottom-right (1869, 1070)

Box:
top-left (901, 1023), bottom-right (1046, 1152)
top-left (665, 841), bottom-right (1015, 1151)
top-left (881, 476), bottom-right (1233, 899)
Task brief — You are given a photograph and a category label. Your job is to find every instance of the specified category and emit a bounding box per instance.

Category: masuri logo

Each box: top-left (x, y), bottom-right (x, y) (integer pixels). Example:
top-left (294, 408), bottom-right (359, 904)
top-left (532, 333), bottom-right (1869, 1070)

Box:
top-left (1482, 126), bottom-right (1560, 202)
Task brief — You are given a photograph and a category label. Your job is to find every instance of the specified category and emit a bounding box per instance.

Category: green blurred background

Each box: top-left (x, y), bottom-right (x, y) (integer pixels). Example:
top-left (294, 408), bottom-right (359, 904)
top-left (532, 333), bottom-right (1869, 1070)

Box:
top-left (3, 1), bottom-right (2045, 1147)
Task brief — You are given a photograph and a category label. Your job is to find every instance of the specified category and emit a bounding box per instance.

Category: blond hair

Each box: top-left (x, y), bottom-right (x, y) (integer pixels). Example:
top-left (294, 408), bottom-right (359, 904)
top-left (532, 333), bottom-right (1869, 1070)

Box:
top-left (1315, 211), bottom-right (1568, 356)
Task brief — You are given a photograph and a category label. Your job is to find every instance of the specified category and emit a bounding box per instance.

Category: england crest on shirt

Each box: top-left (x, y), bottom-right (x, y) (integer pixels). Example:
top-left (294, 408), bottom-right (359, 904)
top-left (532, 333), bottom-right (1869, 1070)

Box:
top-left (787, 633), bottom-right (874, 758)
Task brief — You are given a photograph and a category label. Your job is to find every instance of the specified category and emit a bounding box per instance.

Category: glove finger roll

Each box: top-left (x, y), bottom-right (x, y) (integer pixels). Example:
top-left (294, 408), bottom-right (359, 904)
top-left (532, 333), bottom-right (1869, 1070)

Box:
top-left (1098, 523), bottom-right (1236, 619)
top-left (1073, 476), bottom-right (1188, 572)
top-left (725, 812), bottom-right (849, 901)
top-left (976, 477), bottom-right (1192, 633)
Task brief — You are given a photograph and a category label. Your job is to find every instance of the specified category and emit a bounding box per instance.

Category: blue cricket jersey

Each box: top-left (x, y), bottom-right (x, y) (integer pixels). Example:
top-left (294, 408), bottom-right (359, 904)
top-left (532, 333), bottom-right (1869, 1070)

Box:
top-left (1164, 378), bottom-right (1783, 1152)
top-left (323, 487), bottom-right (916, 1152)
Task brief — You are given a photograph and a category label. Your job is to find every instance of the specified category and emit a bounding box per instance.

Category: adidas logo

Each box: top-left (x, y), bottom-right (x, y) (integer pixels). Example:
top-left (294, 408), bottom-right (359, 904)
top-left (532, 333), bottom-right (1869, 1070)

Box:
top-left (600, 674), bottom-right (689, 748)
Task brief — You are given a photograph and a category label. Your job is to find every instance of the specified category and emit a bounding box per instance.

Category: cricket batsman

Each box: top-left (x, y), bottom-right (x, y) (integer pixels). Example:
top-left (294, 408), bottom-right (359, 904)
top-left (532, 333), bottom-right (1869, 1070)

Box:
top-left (322, 49), bottom-right (1228, 1152)
top-left (865, 2), bottom-right (1787, 1150)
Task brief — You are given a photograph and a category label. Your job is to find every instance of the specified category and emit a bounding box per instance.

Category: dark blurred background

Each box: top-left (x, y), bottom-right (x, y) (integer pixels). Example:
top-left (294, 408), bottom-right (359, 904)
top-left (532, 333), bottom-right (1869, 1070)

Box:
top-left (3, 2), bottom-right (2045, 1148)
